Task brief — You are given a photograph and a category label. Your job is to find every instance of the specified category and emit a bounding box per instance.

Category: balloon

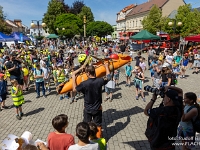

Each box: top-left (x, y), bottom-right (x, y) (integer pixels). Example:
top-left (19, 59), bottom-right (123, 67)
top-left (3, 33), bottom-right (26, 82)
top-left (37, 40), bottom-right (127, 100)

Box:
top-left (110, 54), bottom-right (119, 60)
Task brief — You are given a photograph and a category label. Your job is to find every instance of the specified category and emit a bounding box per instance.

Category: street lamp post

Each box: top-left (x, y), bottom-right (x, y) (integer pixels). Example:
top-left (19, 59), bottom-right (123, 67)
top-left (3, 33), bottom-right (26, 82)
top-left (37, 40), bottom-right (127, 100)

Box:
top-left (83, 15), bottom-right (86, 42)
top-left (31, 20), bottom-right (46, 46)
top-left (168, 20), bottom-right (182, 52)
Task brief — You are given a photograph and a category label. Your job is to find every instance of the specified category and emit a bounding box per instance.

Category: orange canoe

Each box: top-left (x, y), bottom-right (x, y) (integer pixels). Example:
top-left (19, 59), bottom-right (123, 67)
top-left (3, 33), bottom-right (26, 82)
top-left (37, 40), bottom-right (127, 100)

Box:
top-left (59, 54), bottom-right (132, 94)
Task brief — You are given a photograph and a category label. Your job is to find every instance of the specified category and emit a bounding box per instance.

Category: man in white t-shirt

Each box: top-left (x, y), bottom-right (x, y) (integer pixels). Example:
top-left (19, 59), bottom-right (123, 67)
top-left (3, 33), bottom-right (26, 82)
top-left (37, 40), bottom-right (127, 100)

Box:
top-left (165, 51), bottom-right (173, 68)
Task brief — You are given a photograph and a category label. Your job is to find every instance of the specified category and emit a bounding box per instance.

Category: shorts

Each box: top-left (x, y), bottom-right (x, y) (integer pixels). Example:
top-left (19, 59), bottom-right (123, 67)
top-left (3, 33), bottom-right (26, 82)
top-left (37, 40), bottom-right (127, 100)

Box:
top-left (193, 60), bottom-right (200, 67)
top-left (0, 93), bottom-right (7, 102)
top-left (10, 76), bottom-right (24, 85)
top-left (114, 74), bottom-right (119, 80)
top-left (83, 108), bottom-right (102, 126)
top-left (23, 76), bottom-right (28, 81)
top-left (150, 72), bottom-right (154, 77)
top-left (14, 104), bottom-right (22, 108)
top-left (105, 86), bottom-right (113, 94)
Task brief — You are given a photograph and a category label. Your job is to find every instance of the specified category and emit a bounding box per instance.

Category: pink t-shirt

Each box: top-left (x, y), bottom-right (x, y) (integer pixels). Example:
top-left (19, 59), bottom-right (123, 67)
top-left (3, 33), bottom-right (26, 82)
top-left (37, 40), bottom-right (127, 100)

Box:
top-left (139, 62), bottom-right (146, 71)
top-left (47, 132), bottom-right (75, 150)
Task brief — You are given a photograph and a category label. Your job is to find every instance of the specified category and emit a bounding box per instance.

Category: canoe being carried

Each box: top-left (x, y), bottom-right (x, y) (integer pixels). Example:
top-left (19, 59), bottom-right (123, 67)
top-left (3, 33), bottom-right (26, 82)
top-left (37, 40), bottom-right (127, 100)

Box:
top-left (59, 54), bottom-right (132, 94)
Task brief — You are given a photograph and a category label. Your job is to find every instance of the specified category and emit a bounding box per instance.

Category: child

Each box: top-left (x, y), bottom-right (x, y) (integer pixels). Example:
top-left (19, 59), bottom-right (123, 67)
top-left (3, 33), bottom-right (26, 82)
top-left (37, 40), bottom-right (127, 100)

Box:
top-left (180, 53), bottom-right (189, 79)
top-left (56, 64), bottom-right (66, 100)
top-left (0, 73), bottom-right (8, 111)
top-left (22, 64), bottom-right (29, 91)
top-left (113, 69), bottom-right (120, 87)
top-left (139, 57), bottom-right (146, 72)
top-left (68, 122), bottom-right (99, 150)
top-left (125, 62), bottom-right (133, 87)
top-left (42, 64), bottom-right (51, 93)
top-left (52, 66), bottom-right (58, 86)
top-left (89, 122), bottom-right (107, 150)
top-left (104, 79), bottom-right (115, 102)
top-left (10, 79), bottom-right (24, 120)
top-left (47, 114), bottom-right (75, 150)
top-left (132, 66), bottom-right (145, 101)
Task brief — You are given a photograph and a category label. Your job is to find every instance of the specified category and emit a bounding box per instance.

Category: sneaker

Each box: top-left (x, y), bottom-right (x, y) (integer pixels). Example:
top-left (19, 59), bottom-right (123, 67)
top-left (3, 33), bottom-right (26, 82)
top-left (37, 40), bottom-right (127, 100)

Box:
top-left (104, 97), bottom-right (109, 102)
top-left (136, 96), bottom-right (139, 100)
top-left (143, 97), bottom-right (146, 102)
top-left (60, 96), bottom-right (63, 100)
top-left (109, 98), bottom-right (113, 102)
top-left (48, 89), bottom-right (51, 93)
top-left (16, 115), bottom-right (21, 120)
top-left (0, 108), bottom-right (2, 111)
top-left (20, 113), bottom-right (24, 117)
top-left (2, 106), bottom-right (8, 109)
top-left (65, 95), bottom-right (69, 99)
top-left (129, 84), bottom-right (131, 87)
top-left (43, 95), bottom-right (47, 98)
top-left (125, 84), bottom-right (128, 87)
top-left (74, 99), bottom-right (77, 102)
top-left (36, 96), bottom-right (40, 99)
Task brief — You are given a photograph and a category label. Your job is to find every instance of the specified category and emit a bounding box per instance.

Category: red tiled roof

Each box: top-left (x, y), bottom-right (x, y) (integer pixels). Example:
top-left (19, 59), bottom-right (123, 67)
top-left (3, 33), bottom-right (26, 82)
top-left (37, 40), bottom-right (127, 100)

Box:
top-left (117, 4), bottom-right (135, 14)
top-left (126, 0), bottom-right (168, 17)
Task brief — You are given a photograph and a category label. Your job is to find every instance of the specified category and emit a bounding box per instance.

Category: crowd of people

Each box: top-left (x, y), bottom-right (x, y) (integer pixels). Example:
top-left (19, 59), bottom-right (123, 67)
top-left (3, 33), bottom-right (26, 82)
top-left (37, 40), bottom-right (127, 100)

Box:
top-left (1, 40), bottom-right (200, 150)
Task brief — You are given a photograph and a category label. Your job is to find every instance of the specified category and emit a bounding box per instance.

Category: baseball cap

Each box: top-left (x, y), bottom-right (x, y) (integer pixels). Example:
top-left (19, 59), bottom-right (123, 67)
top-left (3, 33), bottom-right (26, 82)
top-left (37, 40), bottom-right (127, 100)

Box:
top-left (165, 89), bottom-right (180, 105)
top-left (162, 63), bottom-right (168, 68)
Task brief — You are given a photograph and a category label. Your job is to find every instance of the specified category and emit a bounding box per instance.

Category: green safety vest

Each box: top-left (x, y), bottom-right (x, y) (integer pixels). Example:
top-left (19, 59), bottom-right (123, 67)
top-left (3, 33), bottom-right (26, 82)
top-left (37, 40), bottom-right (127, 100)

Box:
top-left (92, 138), bottom-right (107, 150)
top-left (11, 86), bottom-right (24, 106)
top-left (57, 70), bottom-right (65, 83)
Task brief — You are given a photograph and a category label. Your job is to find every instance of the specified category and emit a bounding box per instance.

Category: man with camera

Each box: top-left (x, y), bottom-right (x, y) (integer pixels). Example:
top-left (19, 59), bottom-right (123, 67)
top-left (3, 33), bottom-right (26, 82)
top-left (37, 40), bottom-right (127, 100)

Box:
top-left (5, 53), bottom-right (23, 87)
top-left (144, 86), bottom-right (183, 150)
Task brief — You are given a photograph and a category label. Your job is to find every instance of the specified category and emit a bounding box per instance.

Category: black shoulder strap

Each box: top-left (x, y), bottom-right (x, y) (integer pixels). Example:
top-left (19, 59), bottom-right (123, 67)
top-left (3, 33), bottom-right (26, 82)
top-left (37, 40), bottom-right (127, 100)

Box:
top-left (187, 106), bottom-right (196, 113)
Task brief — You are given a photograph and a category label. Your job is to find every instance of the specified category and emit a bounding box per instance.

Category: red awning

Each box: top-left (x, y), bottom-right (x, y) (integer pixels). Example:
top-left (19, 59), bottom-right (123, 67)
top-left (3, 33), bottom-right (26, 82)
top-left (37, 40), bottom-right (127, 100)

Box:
top-left (185, 35), bottom-right (200, 42)
top-left (120, 36), bottom-right (129, 40)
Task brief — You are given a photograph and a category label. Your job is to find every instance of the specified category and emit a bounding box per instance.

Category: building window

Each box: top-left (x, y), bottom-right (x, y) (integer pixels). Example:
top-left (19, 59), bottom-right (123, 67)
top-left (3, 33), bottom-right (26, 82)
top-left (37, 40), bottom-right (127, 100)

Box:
top-left (140, 20), bottom-right (142, 26)
top-left (129, 22), bottom-right (131, 28)
top-left (136, 21), bottom-right (137, 27)
top-left (133, 21), bottom-right (134, 27)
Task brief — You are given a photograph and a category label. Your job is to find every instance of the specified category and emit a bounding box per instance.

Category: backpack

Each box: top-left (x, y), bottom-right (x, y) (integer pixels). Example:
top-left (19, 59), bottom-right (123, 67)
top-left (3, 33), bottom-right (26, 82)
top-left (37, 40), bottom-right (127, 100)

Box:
top-left (187, 106), bottom-right (200, 133)
top-left (167, 73), bottom-right (177, 85)
top-left (145, 107), bottom-right (180, 148)
top-left (34, 69), bottom-right (43, 76)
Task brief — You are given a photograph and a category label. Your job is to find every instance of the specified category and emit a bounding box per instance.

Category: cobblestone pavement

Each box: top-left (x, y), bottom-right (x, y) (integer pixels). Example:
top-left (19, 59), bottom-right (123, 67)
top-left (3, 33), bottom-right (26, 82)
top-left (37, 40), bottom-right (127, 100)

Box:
top-left (1, 53), bottom-right (200, 150)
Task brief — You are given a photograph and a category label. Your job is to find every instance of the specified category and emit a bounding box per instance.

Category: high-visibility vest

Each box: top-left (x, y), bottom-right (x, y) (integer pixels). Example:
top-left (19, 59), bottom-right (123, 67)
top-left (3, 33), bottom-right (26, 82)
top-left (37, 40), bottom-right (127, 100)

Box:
top-left (92, 138), bottom-right (107, 150)
top-left (11, 86), bottom-right (24, 106)
top-left (57, 70), bottom-right (65, 83)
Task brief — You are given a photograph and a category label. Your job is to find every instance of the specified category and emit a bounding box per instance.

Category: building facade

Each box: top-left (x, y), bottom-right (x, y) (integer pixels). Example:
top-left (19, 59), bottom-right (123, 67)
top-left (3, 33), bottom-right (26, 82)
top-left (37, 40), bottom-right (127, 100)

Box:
top-left (117, 0), bottom-right (185, 40)
top-left (116, 4), bottom-right (135, 40)
top-left (5, 19), bottom-right (29, 34)
top-left (30, 25), bottom-right (48, 37)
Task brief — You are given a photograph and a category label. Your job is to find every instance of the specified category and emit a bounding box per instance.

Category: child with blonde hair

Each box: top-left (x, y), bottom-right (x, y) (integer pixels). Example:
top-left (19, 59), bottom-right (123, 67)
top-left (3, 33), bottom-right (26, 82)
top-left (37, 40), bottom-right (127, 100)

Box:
top-left (10, 79), bottom-right (24, 120)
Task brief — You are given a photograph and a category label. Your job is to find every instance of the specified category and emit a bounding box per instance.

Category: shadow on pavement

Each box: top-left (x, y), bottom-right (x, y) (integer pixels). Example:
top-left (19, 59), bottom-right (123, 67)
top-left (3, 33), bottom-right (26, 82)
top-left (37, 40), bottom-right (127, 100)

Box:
top-left (118, 81), bottom-right (126, 86)
top-left (103, 106), bottom-right (144, 142)
top-left (26, 107), bottom-right (45, 116)
top-left (112, 93), bottom-right (122, 99)
top-left (123, 140), bottom-right (150, 149)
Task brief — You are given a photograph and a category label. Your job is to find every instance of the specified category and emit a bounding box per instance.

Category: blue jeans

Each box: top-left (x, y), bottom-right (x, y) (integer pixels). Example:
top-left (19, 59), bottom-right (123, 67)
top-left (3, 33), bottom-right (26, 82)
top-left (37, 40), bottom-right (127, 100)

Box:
top-left (36, 81), bottom-right (45, 96)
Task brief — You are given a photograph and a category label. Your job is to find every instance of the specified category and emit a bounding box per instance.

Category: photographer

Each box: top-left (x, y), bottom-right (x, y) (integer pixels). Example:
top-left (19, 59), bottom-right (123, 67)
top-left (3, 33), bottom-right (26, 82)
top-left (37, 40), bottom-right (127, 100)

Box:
top-left (144, 86), bottom-right (183, 150)
top-left (5, 53), bottom-right (23, 87)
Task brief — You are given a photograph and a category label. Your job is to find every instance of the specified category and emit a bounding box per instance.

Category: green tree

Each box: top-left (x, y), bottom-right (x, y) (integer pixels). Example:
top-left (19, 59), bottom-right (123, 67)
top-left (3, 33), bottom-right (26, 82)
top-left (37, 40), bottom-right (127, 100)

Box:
top-left (54, 13), bottom-right (83, 38)
top-left (86, 21), bottom-right (113, 37)
top-left (142, 5), bottom-right (162, 34)
top-left (0, 6), bottom-right (11, 34)
top-left (43, 0), bottom-right (65, 34)
top-left (70, 0), bottom-right (85, 15)
top-left (78, 6), bottom-right (94, 24)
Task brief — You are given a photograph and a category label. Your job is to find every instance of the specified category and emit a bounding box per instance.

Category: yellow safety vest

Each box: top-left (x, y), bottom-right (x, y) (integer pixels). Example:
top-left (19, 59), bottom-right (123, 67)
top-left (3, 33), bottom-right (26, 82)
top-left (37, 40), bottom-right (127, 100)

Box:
top-left (57, 70), bottom-right (65, 83)
top-left (11, 86), bottom-right (24, 106)
top-left (92, 138), bottom-right (107, 150)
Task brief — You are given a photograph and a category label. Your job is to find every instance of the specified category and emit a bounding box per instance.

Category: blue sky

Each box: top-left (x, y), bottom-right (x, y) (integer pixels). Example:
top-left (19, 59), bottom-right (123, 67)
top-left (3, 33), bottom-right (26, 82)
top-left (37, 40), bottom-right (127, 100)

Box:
top-left (1, 0), bottom-right (199, 27)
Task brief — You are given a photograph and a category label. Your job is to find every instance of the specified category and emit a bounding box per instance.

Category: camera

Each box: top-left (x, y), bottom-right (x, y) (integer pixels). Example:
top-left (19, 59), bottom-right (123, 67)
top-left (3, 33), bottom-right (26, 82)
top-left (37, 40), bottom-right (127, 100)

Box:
top-left (144, 85), bottom-right (165, 98)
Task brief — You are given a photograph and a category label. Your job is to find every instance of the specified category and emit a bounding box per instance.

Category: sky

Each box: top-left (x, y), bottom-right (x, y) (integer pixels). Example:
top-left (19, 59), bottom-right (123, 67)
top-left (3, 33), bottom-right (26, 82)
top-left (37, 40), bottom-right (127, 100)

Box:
top-left (1, 0), bottom-right (199, 28)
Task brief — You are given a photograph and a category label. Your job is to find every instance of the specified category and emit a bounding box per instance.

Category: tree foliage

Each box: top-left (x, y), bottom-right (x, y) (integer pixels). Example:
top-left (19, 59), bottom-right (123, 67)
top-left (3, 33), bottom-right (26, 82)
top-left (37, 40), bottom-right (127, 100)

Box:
top-left (0, 6), bottom-right (11, 34)
top-left (86, 21), bottom-right (114, 37)
top-left (78, 6), bottom-right (94, 24)
top-left (70, 0), bottom-right (85, 15)
top-left (43, 0), bottom-right (65, 34)
top-left (54, 13), bottom-right (83, 38)
top-left (142, 5), bottom-right (162, 34)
